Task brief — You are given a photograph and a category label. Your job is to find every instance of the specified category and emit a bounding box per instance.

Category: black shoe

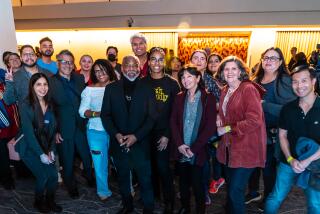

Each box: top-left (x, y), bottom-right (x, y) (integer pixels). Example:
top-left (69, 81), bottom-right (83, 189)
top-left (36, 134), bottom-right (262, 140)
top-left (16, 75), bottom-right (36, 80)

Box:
top-left (257, 201), bottom-right (264, 212)
top-left (163, 202), bottom-right (174, 214)
top-left (245, 192), bottom-right (262, 204)
top-left (116, 206), bottom-right (134, 214)
top-left (46, 193), bottom-right (63, 213)
top-left (87, 178), bottom-right (96, 188)
top-left (68, 188), bottom-right (79, 199)
top-left (177, 207), bottom-right (190, 214)
top-left (34, 195), bottom-right (50, 213)
top-left (2, 179), bottom-right (15, 190)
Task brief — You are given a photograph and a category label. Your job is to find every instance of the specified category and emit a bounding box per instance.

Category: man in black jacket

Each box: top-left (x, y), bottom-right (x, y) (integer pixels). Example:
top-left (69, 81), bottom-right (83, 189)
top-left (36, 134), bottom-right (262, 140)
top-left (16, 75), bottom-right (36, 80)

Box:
top-left (101, 55), bottom-right (155, 214)
top-left (50, 50), bottom-right (93, 199)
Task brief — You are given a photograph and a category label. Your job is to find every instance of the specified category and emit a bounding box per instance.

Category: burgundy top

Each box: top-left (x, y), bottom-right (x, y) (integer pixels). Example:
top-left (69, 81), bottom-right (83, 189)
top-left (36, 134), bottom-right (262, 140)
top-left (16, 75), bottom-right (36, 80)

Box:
top-left (140, 60), bottom-right (149, 78)
top-left (170, 89), bottom-right (217, 166)
top-left (216, 81), bottom-right (267, 168)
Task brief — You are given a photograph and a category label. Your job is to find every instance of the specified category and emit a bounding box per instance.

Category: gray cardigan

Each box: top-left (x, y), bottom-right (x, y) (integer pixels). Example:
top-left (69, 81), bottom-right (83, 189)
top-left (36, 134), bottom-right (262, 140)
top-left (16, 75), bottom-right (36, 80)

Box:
top-left (3, 66), bottom-right (51, 105)
top-left (261, 75), bottom-right (297, 118)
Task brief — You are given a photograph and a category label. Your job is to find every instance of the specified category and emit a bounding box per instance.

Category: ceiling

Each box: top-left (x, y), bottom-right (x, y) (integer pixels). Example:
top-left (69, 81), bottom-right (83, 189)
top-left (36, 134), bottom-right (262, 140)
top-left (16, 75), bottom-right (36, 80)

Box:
top-left (12, 0), bottom-right (156, 7)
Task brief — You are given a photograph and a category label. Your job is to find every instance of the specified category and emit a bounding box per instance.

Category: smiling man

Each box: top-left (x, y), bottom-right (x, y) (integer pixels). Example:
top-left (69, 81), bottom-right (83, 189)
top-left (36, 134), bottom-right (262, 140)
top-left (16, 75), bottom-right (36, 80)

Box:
top-left (37, 37), bottom-right (58, 74)
top-left (265, 65), bottom-right (320, 214)
top-left (49, 50), bottom-right (94, 199)
top-left (130, 33), bottom-right (149, 77)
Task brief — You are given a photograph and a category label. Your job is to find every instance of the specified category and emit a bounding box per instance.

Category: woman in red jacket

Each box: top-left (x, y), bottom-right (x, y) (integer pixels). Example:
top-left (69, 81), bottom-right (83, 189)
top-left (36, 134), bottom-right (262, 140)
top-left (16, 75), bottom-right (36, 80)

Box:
top-left (170, 65), bottom-right (217, 214)
top-left (216, 56), bottom-right (266, 214)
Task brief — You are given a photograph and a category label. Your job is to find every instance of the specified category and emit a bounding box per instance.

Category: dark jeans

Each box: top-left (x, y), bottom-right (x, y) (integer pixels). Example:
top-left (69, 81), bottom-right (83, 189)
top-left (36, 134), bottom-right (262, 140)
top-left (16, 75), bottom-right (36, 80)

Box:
top-left (0, 138), bottom-right (13, 184)
top-left (224, 166), bottom-right (255, 214)
top-left (248, 144), bottom-right (277, 201)
top-left (113, 150), bottom-right (154, 211)
top-left (210, 147), bottom-right (223, 180)
top-left (57, 127), bottom-right (92, 191)
top-left (22, 151), bottom-right (58, 195)
top-left (150, 133), bottom-right (174, 203)
top-left (178, 162), bottom-right (205, 214)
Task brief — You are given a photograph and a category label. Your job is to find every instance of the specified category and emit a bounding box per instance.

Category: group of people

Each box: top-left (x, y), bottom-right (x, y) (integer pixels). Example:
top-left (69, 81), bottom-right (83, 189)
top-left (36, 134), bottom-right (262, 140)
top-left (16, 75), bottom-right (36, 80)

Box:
top-left (0, 33), bottom-right (319, 214)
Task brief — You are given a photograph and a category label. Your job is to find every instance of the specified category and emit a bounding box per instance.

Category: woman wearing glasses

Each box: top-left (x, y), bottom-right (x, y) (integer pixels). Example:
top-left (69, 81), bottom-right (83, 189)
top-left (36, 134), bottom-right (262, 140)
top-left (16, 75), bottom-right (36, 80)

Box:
top-left (79, 59), bottom-right (117, 201)
top-left (246, 48), bottom-right (296, 211)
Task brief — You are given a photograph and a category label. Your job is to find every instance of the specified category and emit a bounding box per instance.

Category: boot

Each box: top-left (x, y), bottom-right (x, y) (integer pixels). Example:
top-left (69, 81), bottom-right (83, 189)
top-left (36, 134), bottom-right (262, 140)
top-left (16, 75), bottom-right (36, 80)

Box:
top-left (46, 192), bottom-right (62, 213)
top-left (163, 202), bottom-right (174, 214)
top-left (34, 194), bottom-right (50, 213)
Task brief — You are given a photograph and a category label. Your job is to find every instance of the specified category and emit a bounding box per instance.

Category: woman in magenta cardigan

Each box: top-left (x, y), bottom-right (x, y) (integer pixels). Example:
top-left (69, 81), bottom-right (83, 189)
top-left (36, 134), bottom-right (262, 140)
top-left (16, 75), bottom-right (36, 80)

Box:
top-left (170, 65), bottom-right (217, 214)
top-left (216, 56), bottom-right (267, 214)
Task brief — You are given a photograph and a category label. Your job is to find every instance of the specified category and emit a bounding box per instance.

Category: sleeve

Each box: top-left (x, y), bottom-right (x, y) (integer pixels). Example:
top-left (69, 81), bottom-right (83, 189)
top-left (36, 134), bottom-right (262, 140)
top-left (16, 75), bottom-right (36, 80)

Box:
top-left (79, 87), bottom-right (91, 118)
top-left (134, 90), bottom-right (157, 141)
top-left (229, 85), bottom-right (265, 136)
top-left (170, 95), bottom-right (184, 147)
top-left (19, 103), bottom-right (44, 156)
top-left (3, 80), bottom-right (17, 105)
top-left (100, 85), bottom-right (119, 137)
top-left (163, 80), bottom-right (181, 138)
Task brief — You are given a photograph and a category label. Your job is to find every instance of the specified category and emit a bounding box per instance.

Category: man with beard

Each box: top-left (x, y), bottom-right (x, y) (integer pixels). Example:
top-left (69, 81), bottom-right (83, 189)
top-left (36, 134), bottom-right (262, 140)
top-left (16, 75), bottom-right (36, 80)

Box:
top-left (50, 49), bottom-right (94, 199)
top-left (37, 37), bottom-right (58, 74)
top-left (3, 45), bottom-right (52, 105)
top-left (130, 33), bottom-right (149, 77)
top-left (101, 55), bottom-right (155, 214)
top-left (106, 46), bottom-right (121, 80)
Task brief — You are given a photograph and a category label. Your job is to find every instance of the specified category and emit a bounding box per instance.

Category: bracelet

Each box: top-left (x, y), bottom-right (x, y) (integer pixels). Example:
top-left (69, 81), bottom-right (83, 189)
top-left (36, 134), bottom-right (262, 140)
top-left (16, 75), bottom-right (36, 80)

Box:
top-left (92, 111), bottom-right (95, 117)
top-left (225, 125), bottom-right (231, 133)
top-left (287, 156), bottom-right (294, 164)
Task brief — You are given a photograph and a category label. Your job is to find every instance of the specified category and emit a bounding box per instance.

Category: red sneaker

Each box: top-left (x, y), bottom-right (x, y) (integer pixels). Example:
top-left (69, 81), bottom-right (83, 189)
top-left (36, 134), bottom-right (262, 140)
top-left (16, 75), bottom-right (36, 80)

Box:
top-left (209, 180), bottom-right (218, 194)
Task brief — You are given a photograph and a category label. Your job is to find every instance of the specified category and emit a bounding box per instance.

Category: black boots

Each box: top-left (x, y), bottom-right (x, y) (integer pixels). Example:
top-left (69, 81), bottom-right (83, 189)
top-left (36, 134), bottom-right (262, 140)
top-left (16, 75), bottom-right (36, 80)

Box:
top-left (34, 194), bottom-right (50, 213)
top-left (46, 192), bottom-right (63, 213)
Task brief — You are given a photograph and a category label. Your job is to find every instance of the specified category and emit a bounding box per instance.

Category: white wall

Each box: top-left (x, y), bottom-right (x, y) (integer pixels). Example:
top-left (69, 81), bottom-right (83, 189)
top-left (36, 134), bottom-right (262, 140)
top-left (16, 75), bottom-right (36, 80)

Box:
top-left (0, 0), bottom-right (18, 69)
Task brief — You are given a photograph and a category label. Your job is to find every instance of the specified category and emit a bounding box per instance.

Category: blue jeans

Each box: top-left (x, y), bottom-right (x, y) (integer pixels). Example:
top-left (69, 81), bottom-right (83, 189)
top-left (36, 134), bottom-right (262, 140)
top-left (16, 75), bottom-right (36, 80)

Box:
top-left (265, 162), bottom-right (320, 214)
top-left (224, 166), bottom-right (254, 214)
top-left (87, 129), bottom-right (112, 198)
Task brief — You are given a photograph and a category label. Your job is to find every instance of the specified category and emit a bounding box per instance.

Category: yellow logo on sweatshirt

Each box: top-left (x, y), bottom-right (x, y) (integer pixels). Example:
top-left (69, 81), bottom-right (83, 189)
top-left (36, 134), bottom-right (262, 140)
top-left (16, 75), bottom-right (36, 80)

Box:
top-left (155, 87), bottom-right (168, 102)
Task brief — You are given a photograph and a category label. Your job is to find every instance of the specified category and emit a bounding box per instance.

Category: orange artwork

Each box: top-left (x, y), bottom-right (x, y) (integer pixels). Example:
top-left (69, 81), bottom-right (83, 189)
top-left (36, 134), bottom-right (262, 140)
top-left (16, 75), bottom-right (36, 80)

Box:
top-left (178, 36), bottom-right (250, 64)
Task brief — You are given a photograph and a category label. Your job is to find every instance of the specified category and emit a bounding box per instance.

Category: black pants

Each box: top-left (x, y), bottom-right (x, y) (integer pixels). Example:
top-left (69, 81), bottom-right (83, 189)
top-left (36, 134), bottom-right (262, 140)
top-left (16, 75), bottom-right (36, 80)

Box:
top-left (178, 162), bottom-right (205, 214)
top-left (150, 132), bottom-right (174, 203)
top-left (58, 127), bottom-right (92, 191)
top-left (22, 151), bottom-right (58, 195)
top-left (113, 150), bottom-right (154, 211)
top-left (0, 138), bottom-right (13, 184)
top-left (248, 144), bottom-right (277, 201)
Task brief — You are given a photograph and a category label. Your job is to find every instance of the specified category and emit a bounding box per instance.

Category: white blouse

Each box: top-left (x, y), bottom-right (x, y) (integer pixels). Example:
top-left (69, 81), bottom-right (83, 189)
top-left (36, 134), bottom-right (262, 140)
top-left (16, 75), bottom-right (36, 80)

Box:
top-left (79, 86), bottom-right (106, 131)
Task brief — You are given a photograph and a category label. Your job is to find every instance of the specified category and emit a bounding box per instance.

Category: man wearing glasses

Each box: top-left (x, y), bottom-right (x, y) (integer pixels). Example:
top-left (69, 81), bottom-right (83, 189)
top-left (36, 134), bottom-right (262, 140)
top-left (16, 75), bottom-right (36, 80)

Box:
top-left (3, 45), bottom-right (52, 105)
top-left (50, 50), bottom-right (94, 199)
top-left (101, 55), bottom-right (156, 214)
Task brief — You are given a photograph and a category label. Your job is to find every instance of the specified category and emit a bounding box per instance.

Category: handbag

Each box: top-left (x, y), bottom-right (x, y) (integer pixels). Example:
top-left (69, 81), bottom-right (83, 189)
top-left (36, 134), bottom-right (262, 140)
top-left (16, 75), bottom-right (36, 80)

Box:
top-left (0, 100), bottom-right (10, 128)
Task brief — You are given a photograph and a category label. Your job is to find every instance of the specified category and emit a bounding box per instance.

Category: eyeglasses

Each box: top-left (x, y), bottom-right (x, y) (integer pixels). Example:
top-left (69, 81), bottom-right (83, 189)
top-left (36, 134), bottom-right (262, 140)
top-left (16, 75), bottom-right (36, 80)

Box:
top-left (22, 53), bottom-right (36, 58)
top-left (124, 63), bottom-right (139, 68)
top-left (94, 69), bottom-right (106, 76)
top-left (261, 56), bottom-right (280, 62)
top-left (150, 57), bottom-right (165, 64)
top-left (58, 60), bottom-right (74, 66)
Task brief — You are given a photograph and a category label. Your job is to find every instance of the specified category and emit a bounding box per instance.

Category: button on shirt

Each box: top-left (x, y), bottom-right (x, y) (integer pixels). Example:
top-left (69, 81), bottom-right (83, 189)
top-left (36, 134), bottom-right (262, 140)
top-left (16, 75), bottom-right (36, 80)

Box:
top-left (279, 97), bottom-right (320, 164)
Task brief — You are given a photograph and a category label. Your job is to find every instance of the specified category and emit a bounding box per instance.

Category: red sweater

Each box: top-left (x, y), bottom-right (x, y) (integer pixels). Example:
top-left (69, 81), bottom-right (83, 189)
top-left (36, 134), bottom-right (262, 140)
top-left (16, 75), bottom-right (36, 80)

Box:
top-left (170, 89), bottom-right (217, 166)
top-left (216, 81), bottom-right (266, 168)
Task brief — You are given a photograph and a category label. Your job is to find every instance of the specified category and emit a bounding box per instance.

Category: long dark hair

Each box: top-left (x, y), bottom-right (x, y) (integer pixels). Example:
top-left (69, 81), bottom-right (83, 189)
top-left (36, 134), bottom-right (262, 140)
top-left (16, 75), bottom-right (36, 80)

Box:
top-left (178, 65), bottom-right (205, 92)
top-left (252, 47), bottom-right (290, 96)
top-left (28, 73), bottom-right (54, 153)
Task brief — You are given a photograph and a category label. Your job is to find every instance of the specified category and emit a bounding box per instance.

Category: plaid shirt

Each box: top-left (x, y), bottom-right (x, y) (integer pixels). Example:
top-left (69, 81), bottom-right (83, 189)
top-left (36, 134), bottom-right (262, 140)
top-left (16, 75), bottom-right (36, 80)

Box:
top-left (203, 72), bottom-right (221, 102)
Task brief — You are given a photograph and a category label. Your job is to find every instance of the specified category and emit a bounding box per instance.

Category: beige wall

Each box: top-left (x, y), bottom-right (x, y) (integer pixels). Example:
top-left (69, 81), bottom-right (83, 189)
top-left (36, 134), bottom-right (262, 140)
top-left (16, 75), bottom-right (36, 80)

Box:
top-left (16, 27), bottom-right (280, 68)
top-left (0, 0), bottom-right (18, 69)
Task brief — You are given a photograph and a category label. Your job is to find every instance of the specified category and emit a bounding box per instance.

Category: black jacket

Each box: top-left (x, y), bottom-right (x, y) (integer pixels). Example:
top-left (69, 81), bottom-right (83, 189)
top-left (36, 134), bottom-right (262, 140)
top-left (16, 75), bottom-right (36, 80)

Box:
top-left (101, 78), bottom-right (156, 158)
